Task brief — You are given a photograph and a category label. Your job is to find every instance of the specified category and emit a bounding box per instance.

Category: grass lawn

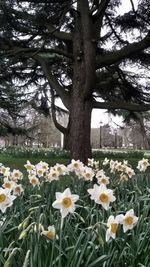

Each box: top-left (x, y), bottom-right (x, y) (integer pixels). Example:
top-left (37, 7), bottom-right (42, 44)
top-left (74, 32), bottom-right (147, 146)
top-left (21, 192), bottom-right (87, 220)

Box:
top-left (0, 154), bottom-right (146, 171)
top-left (0, 154), bottom-right (69, 172)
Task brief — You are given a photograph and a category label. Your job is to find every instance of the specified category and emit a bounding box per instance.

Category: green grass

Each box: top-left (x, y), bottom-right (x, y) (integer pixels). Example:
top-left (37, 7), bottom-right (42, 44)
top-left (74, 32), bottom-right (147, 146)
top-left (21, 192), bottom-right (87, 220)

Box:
top-left (0, 155), bottom-right (69, 172)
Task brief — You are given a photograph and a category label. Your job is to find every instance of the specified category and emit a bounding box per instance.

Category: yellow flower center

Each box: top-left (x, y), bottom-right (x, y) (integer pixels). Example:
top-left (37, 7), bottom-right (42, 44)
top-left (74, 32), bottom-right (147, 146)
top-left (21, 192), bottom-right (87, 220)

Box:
top-left (42, 165), bottom-right (47, 169)
top-left (46, 230), bottom-right (55, 239)
top-left (1, 167), bottom-right (6, 173)
top-left (27, 165), bottom-right (32, 170)
top-left (74, 163), bottom-right (79, 168)
top-left (111, 223), bottom-right (118, 233)
top-left (124, 216), bottom-right (133, 225)
top-left (61, 197), bottom-right (72, 208)
top-left (101, 178), bottom-right (107, 184)
top-left (85, 173), bottom-right (90, 179)
top-left (0, 193), bottom-right (7, 203)
top-left (38, 170), bottom-right (43, 175)
top-left (99, 193), bottom-right (109, 203)
top-left (14, 172), bottom-right (19, 177)
top-left (143, 161), bottom-right (149, 167)
top-left (15, 186), bottom-right (21, 193)
top-left (52, 173), bottom-right (57, 177)
top-left (57, 167), bottom-right (62, 172)
top-left (4, 182), bottom-right (11, 188)
top-left (31, 178), bottom-right (38, 185)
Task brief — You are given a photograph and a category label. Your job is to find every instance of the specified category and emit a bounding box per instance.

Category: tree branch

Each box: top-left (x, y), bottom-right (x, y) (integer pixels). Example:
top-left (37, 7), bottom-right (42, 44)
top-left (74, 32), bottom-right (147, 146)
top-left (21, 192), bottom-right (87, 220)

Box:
top-left (34, 56), bottom-right (70, 110)
top-left (0, 43), bottom-right (73, 59)
top-left (45, 23), bottom-right (72, 42)
top-left (51, 88), bottom-right (68, 134)
top-left (93, 0), bottom-right (110, 21)
top-left (96, 32), bottom-right (150, 69)
top-left (93, 100), bottom-right (150, 111)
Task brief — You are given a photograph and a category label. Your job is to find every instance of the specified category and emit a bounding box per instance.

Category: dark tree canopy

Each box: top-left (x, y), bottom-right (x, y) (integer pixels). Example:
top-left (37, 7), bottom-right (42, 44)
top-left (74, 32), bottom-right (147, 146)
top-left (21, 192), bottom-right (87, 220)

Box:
top-left (0, 0), bottom-right (150, 161)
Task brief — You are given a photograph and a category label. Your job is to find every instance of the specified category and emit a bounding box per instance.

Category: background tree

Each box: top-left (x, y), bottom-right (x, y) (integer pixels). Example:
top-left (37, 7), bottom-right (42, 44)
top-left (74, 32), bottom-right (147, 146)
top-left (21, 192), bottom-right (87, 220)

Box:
top-left (0, 0), bottom-right (150, 162)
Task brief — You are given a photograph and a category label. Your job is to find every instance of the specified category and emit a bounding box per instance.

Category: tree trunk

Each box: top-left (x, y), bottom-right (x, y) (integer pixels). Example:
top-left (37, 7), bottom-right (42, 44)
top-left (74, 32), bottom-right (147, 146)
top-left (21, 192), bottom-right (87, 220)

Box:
top-left (70, 98), bottom-right (92, 163)
top-left (68, 3), bottom-right (96, 163)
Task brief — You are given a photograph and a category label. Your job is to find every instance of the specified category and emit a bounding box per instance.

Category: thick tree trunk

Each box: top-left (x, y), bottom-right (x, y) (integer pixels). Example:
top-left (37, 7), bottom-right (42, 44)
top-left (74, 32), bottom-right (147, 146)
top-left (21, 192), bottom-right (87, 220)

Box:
top-left (68, 2), bottom-right (96, 163)
top-left (70, 98), bottom-right (92, 163)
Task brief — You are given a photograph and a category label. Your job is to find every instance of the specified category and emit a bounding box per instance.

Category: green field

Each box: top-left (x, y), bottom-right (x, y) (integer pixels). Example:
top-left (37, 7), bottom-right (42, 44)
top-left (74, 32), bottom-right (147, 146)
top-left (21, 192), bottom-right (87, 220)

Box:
top-left (0, 146), bottom-right (148, 171)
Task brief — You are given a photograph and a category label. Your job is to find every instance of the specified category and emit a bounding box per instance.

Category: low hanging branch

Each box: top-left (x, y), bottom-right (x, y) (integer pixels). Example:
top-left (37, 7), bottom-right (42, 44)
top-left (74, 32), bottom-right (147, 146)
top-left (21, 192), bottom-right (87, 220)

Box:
top-left (96, 32), bottom-right (150, 68)
top-left (50, 87), bottom-right (68, 135)
top-left (93, 100), bottom-right (150, 111)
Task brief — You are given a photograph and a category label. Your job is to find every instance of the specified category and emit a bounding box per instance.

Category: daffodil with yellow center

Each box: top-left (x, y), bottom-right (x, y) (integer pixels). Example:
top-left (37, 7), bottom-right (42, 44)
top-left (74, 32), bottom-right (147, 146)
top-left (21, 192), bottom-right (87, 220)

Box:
top-left (42, 225), bottom-right (56, 240)
top-left (97, 175), bottom-right (110, 186)
top-left (82, 167), bottom-right (94, 181)
top-left (2, 178), bottom-right (15, 190)
top-left (68, 159), bottom-right (84, 173)
top-left (106, 215), bottom-right (123, 241)
top-left (29, 177), bottom-right (40, 187)
top-left (52, 188), bottom-right (79, 218)
top-left (119, 209), bottom-right (138, 232)
top-left (0, 188), bottom-right (16, 213)
top-left (13, 184), bottom-right (24, 195)
top-left (87, 184), bottom-right (116, 210)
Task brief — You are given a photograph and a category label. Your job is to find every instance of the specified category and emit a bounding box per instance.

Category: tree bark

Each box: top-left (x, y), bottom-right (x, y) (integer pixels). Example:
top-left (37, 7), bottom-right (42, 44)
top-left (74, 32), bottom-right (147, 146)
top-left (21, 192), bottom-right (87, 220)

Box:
top-left (70, 98), bottom-right (92, 163)
top-left (69, 4), bottom-right (95, 163)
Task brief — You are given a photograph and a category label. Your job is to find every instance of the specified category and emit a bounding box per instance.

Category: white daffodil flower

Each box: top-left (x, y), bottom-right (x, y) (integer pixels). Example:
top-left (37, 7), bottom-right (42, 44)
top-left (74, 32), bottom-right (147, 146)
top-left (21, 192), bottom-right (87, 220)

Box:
top-left (67, 160), bottom-right (84, 174)
top-left (2, 178), bottom-right (15, 190)
top-left (106, 215), bottom-right (123, 241)
top-left (13, 184), bottom-right (24, 195)
top-left (137, 158), bottom-right (150, 172)
top-left (103, 158), bottom-right (109, 166)
top-left (125, 167), bottom-right (135, 178)
top-left (97, 175), bottom-right (110, 186)
top-left (24, 161), bottom-right (35, 172)
top-left (42, 225), bottom-right (56, 240)
top-left (81, 167), bottom-right (95, 181)
top-left (87, 184), bottom-right (116, 210)
top-left (47, 168), bottom-right (60, 182)
top-left (11, 169), bottom-right (23, 181)
top-left (54, 164), bottom-right (68, 175)
top-left (52, 188), bottom-right (79, 218)
top-left (120, 209), bottom-right (138, 233)
top-left (29, 176), bottom-right (40, 187)
top-left (0, 187), bottom-right (16, 213)
top-left (96, 169), bottom-right (105, 179)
